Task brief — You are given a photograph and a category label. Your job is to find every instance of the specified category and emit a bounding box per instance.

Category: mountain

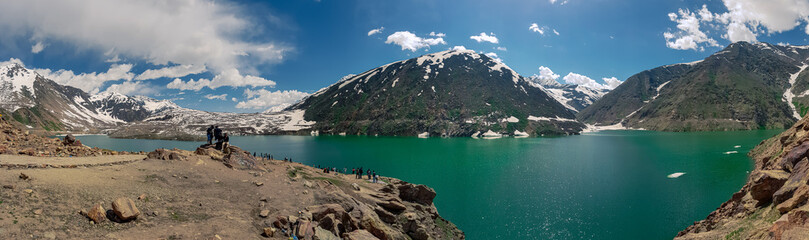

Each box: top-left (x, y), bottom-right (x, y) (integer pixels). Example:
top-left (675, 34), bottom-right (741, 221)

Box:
top-left (0, 62), bottom-right (310, 140)
top-left (0, 62), bottom-right (124, 132)
top-left (579, 42), bottom-right (809, 131)
top-left (529, 76), bottom-right (609, 112)
top-left (289, 49), bottom-right (584, 137)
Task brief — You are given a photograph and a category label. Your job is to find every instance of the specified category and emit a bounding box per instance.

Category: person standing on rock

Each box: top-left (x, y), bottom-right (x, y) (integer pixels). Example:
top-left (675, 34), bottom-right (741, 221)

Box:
top-left (367, 169), bottom-right (372, 180)
top-left (373, 171), bottom-right (378, 183)
top-left (213, 126), bottom-right (223, 142)
top-left (221, 133), bottom-right (230, 153)
top-left (206, 125), bottom-right (214, 144)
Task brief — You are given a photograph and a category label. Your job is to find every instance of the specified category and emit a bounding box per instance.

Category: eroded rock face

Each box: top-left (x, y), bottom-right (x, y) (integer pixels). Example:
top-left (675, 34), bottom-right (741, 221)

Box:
top-left (0, 117), bottom-right (118, 157)
top-left (750, 170), bottom-right (790, 202)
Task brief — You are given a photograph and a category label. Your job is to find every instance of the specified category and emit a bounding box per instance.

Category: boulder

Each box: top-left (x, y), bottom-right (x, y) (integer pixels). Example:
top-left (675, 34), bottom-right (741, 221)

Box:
top-left (147, 148), bottom-right (185, 160)
top-left (263, 227), bottom-right (276, 237)
top-left (84, 204), bottom-right (106, 223)
top-left (195, 146), bottom-right (224, 160)
top-left (62, 134), bottom-right (77, 146)
top-left (781, 142), bottom-right (809, 171)
top-left (352, 183), bottom-right (361, 191)
top-left (111, 197), bottom-right (140, 221)
top-left (307, 204), bottom-right (347, 220)
top-left (359, 214), bottom-right (406, 240)
top-left (377, 200), bottom-right (407, 214)
top-left (397, 183), bottom-right (437, 205)
top-left (314, 226), bottom-right (341, 240)
top-left (774, 159), bottom-right (809, 210)
top-left (259, 209), bottom-right (270, 218)
top-left (222, 146), bottom-right (263, 170)
top-left (749, 170), bottom-right (790, 202)
top-left (344, 230), bottom-right (380, 240)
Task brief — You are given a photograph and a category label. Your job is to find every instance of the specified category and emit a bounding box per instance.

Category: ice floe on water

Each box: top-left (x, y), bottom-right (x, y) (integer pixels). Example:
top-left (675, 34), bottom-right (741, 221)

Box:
top-left (418, 132), bottom-right (430, 138)
top-left (724, 151), bottom-right (738, 155)
top-left (734, 145), bottom-right (741, 148)
top-left (667, 172), bottom-right (686, 178)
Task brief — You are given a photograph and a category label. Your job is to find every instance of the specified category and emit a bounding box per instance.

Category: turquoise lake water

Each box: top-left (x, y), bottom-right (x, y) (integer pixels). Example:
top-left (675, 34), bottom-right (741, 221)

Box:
top-left (72, 130), bottom-right (781, 239)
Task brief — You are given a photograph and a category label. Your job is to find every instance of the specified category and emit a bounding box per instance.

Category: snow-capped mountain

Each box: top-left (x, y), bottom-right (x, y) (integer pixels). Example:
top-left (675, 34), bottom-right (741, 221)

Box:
top-left (579, 41), bottom-right (809, 131)
top-left (528, 76), bottom-right (609, 112)
top-left (0, 62), bottom-right (311, 137)
top-left (289, 49), bottom-right (585, 136)
top-left (0, 62), bottom-right (126, 131)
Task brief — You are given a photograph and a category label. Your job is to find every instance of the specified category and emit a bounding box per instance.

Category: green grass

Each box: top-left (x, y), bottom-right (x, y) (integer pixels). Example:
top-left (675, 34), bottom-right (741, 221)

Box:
top-left (724, 227), bottom-right (744, 240)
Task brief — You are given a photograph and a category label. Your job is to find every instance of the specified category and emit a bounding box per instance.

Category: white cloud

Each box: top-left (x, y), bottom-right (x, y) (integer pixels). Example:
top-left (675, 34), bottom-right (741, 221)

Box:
top-left (549, 0), bottom-right (568, 4)
top-left (385, 31), bottom-right (446, 52)
top-left (0, 58), bottom-right (24, 67)
top-left (204, 93), bottom-right (228, 101)
top-left (235, 88), bottom-right (310, 109)
top-left (664, 7), bottom-right (719, 51)
top-left (0, 0), bottom-right (291, 89)
top-left (31, 41), bottom-right (46, 53)
top-left (495, 46), bottom-right (507, 51)
top-left (135, 64), bottom-right (206, 80)
top-left (537, 66), bottom-right (560, 82)
top-left (529, 23), bottom-right (545, 35)
top-left (602, 77), bottom-right (623, 89)
top-left (166, 68), bottom-right (276, 91)
top-left (35, 64), bottom-right (135, 94)
top-left (484, 52), bottom-right (503, 63)
top-left (665, 1), bottom-right (809, 50)
top-left (451, 46), bottom-right (468, 51)
top-left (231, 97), bottom-right (237, 102)
top-left (470, 32), bottom-right (499, 44)
top-left (562, 72), bottom-right (621, 90)
top-left (102, 80), bottom-right (157, 96)
top-left (368, 27), bottom-right (384, 36)
top-left (553, 29), bottom-right (560, 35)
top-left (429, 32), bottom-right (446, 37)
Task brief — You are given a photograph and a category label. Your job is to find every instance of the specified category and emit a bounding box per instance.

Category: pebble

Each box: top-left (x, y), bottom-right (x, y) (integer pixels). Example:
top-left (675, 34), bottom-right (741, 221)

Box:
top-left (33, 209), bottom-right (43, 215)
top-left (23, 189), bottom-right (33, 194)
top-left (254, 182), bottom-right (264, 186)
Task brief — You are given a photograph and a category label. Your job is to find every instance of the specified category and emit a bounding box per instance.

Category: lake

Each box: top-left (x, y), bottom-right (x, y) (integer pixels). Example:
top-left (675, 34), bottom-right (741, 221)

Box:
top-left (71, 130), bottom-right (781, 239)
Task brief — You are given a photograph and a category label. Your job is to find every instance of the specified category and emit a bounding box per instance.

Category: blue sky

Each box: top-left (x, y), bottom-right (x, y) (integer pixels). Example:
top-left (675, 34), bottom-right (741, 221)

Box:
top-left (1, 0), bottom-right (808, 112)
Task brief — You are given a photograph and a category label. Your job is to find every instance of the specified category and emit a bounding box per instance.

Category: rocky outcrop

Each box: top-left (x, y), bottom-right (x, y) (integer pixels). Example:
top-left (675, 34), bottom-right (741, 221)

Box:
top-left (0, 116), bottom-right (128, 157)
top-left (194, 144), bottom-right (264, 171)
top-left (268, 177), bottom-right (464, 240)
top-left (677, 114), bottom-right (809, 239)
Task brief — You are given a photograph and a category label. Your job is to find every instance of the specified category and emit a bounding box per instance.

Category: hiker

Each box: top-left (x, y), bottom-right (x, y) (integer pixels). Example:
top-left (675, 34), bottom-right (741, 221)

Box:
top-left (367, 169), bottom-right (372, 180)
top-left (213, 126), bottom-right (223, 142)
top-left (221, 133), bottom-right (230, 153)
top-left (206, 125), bottom-right (214, 144)
top-left (373, 171), bottom-right (378, 183)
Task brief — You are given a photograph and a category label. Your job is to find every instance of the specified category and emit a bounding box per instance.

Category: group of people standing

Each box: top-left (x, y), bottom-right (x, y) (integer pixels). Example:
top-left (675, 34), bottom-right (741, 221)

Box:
top-left (352, 167), bottom-right (379, 183)
top-left (206, 125), bottom-right (230, 150)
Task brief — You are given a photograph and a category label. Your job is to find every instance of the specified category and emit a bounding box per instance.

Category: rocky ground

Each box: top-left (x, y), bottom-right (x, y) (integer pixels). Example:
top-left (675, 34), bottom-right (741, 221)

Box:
top-left (0, 117), bottom-right (464, 239)
top-left (676, 115), bottom-right (809, 239)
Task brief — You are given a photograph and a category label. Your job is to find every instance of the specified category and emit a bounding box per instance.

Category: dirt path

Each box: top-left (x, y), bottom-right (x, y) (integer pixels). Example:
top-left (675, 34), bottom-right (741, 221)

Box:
top-left (0, 155), bottom-right (145, 168)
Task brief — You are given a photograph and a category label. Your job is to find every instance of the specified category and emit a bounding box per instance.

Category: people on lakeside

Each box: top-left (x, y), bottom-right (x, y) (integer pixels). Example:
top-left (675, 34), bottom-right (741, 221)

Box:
top-left (206, 125), bottom-right (214, 144)
top-left (373, 171), bottom-right (378, 183)
top-left (367, 169), bottom-right (372, 180)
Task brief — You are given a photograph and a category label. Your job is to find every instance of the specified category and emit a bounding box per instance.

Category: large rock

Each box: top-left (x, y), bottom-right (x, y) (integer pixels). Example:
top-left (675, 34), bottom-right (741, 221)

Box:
top-left (377, 200), bottom-right (407, 214)
top-left (84, 204), bottom-right (106, 223)
top-left (195, 146), bottom-right (224, 160)
top-left (147, 148), bottom-right (186, 161)
top-left (344, 230), bottom-right (380, 240)
top-left (782, 142), bottom-right (809, 171)
top-left (307, 204), bottom-right (347, 220)
top-left (314, 226), bottom-right (341, 240)
top-left (397, 183), bottom-right (437, 206)
top-left (222, 146), bottom-right (262, 170)
top-left (111, 197), bottom-right (140, 221)
top-left (750, 170), bottom-right (790, 202)
top-left (62, 134), bottom-right (77, 146)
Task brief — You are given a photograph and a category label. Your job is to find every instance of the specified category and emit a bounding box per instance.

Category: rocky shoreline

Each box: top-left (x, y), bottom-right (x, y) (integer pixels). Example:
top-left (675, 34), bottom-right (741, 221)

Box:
top-left (0, 116), bottom-right (465, 239)
top-left (676, 115), bottom-right (809, 239)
